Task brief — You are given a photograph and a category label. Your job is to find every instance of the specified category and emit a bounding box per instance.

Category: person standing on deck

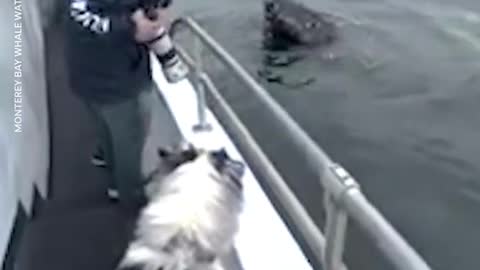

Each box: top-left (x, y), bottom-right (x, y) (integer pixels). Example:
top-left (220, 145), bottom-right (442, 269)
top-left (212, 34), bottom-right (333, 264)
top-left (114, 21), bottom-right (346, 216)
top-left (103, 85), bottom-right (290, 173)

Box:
top-left (64, 0), bottom-right (187, 210)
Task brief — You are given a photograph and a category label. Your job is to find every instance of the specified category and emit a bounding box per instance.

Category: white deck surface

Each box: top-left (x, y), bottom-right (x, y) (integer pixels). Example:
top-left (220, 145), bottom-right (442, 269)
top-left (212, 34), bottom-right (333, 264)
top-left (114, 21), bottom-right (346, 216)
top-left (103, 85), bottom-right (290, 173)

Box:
top-left (151, 55), bottom-right (313, 270)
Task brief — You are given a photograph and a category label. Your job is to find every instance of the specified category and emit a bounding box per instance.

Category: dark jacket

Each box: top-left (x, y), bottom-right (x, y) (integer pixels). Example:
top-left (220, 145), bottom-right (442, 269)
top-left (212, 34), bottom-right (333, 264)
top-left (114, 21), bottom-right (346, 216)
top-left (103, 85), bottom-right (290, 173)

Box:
top-left (65, 0), bottom-right (152, 104)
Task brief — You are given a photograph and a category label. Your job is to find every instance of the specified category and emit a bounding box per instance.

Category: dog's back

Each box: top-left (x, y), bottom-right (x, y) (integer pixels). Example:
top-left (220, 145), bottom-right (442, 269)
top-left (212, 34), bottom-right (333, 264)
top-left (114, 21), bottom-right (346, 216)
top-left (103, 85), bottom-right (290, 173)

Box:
top-left (119, 151), bottom-right (244, 270)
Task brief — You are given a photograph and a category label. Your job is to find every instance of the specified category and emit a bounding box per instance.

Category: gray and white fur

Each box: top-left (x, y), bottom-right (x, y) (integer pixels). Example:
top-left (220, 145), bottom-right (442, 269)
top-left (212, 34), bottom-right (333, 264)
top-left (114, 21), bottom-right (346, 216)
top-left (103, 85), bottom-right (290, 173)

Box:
top-left (118, 144), bottom-right (245, 270)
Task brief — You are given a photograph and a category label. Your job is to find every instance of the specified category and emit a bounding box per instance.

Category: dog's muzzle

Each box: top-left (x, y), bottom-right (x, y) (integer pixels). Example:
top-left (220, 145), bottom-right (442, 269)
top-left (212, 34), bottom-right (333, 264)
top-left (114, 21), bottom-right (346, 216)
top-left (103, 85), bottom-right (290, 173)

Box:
top-left (220, 159), bottom-right (245, 190)
top-left (210, 149), bottom-right (246, 189)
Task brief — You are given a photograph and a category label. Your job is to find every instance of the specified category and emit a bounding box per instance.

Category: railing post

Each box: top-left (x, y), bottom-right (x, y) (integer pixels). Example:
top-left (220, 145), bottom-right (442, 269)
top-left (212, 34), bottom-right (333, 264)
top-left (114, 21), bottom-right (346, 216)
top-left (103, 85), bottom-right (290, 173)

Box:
top-left (322, 164), bottom-right (360, 270)
top-left (323, 192), bottom-right (348, 270)
top-left (192, 35), bottom-right (212, 132)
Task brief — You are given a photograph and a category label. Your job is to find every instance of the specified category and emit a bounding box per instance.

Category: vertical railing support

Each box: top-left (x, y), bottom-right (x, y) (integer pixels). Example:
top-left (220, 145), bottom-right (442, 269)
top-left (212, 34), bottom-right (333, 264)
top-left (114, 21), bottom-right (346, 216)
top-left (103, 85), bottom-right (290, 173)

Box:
top-left (322, 164), bottom-right (358, 270)
top-left (323, 192), bottom-right (349, 270)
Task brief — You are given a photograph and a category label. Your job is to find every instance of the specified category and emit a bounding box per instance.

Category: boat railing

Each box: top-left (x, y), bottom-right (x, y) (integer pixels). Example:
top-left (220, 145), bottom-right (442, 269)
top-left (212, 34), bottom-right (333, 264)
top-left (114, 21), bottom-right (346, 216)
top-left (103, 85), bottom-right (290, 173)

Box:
top-left (169, 16), bottom-right (432, 270)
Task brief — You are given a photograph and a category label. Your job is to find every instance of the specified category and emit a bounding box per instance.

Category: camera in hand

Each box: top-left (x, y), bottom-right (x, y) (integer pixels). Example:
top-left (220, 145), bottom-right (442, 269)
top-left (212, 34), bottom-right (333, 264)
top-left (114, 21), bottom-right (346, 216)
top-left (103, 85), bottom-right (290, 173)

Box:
top-left (140, 0), bottom-right (172, 10)
top-left (140, 0), bottom-right (189, 83)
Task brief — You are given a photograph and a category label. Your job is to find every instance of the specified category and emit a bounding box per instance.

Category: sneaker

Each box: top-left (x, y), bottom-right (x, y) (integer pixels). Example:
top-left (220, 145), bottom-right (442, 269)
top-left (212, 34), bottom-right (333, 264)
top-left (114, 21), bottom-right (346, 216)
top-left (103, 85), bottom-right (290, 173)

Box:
top-left (107, 188), bottom-right (119, 201)
top-left (162, 55), bottom-right (189, 83)
top-left (91, 153), bottom-right (107, 167)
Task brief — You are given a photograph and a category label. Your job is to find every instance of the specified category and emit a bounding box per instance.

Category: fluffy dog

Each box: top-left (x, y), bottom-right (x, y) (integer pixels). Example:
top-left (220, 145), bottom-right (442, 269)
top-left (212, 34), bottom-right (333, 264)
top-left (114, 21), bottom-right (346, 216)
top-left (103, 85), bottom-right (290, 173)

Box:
top-left (118, 143), bottom-right (245, 270)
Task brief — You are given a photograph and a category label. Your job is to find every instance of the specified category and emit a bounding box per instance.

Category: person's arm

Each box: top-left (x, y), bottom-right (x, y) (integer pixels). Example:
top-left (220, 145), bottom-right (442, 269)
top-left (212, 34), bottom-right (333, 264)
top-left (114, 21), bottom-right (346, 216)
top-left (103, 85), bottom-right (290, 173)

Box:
top-left (70, 0), bottom-right (167, 43)
top-left (69, 0), bottom-right (135, 40)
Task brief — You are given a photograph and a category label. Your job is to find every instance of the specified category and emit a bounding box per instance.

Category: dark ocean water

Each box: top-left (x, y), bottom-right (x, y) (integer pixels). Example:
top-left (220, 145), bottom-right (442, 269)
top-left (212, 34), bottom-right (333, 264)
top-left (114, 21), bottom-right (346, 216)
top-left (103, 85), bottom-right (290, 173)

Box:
top-left (173, 0), bottom-right (480, 269)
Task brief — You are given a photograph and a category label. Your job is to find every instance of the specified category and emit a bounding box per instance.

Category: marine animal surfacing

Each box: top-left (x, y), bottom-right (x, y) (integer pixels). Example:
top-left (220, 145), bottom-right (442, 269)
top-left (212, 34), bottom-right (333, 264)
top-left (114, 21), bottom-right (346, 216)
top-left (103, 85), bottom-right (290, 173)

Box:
top-left (263, 0), bottom-right (337, 50)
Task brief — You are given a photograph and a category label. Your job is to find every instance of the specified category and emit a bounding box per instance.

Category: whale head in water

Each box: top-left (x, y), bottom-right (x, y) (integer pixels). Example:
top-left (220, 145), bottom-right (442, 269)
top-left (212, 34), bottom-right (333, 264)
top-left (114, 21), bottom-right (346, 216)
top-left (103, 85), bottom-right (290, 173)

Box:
top-left (263, 0), bottom-right (337, 50)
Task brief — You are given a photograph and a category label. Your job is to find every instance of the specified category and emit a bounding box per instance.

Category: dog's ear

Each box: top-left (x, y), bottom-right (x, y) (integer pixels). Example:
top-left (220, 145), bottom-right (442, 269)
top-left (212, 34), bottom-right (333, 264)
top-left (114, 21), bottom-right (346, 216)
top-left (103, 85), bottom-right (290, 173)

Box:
top-left (157, 143), bottom-right (200, 168)
top-left (158, 141), bottom-right (194, 158)
top-left (157, 142), bottom-right (194, 159)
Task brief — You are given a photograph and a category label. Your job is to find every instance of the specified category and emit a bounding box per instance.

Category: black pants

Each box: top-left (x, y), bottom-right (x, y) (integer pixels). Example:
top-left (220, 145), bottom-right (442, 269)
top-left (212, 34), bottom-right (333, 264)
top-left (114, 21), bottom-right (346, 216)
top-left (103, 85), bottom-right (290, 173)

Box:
top-left (82, 82), bottom-right (184, 208)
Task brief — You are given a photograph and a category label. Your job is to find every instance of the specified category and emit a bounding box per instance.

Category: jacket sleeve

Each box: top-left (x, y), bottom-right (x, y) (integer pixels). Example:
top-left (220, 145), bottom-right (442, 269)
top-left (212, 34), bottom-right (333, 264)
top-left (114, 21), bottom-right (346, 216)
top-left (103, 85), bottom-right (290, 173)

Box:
top-left (69, 0), bottom-right (136, 41)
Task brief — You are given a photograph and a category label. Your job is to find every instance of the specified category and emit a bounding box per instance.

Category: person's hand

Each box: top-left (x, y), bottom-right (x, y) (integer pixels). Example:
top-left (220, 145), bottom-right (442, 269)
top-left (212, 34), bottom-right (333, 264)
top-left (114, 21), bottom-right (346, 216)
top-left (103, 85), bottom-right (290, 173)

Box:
top-left (151, 8), bottom-right (170, 27)
top-left (131, 8), bottom-right (168, 43)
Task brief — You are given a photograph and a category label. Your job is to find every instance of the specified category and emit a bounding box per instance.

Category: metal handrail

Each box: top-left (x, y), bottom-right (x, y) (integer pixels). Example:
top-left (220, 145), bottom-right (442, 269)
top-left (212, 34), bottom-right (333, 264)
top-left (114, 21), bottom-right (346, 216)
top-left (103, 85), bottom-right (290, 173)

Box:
top-left (199, 72), bottom-right (342, 270)
top-left (169, 16), bottom-right (432, 270)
